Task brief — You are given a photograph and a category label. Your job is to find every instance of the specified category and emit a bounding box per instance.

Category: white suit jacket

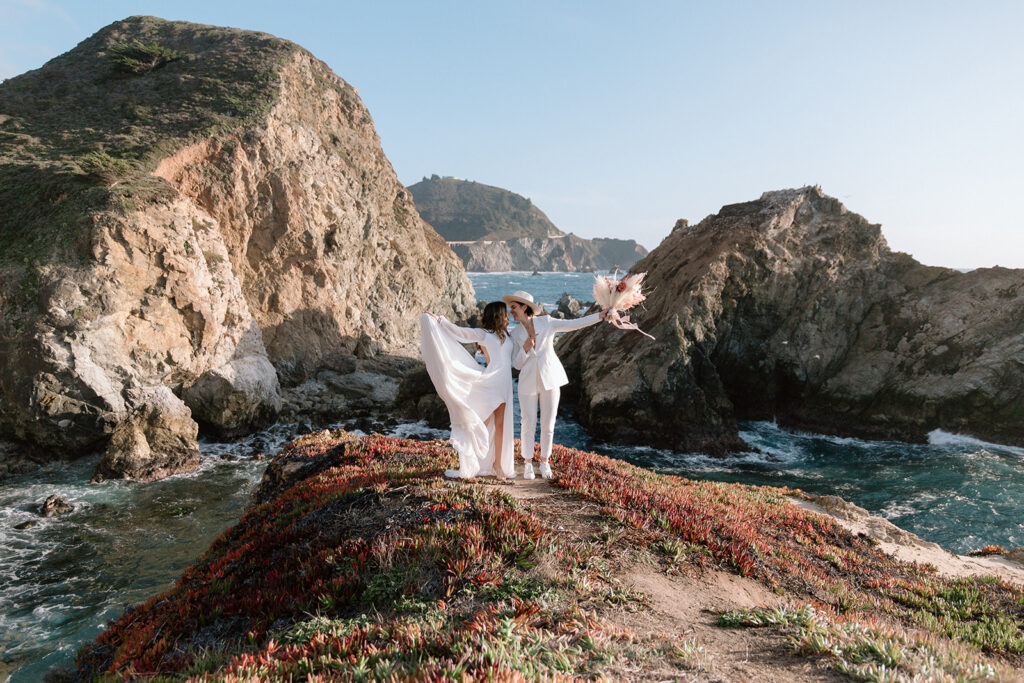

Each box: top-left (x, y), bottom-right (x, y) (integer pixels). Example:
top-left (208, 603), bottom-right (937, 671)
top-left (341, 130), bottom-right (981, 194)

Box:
top-left (511, 313), bottom-right (602, 396)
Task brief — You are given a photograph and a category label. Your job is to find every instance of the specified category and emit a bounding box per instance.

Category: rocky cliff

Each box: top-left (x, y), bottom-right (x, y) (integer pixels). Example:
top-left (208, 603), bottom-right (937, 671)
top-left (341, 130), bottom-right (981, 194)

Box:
top-left (409, 175), bottom-right (647, 271)
top-left (0, 17), bottom-right (475, 480)
top-left (449, 234), bottom-right (647, 272)
top-left (558, 187), bottom-right (1024, 453)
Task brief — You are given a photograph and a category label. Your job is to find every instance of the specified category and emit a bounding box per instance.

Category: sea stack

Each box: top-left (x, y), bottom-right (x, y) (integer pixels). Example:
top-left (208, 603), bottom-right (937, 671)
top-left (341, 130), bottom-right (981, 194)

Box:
top-left (0, 17), bottom-right (475, 480)
top-left (558, 186), bottom-right (1024, 453)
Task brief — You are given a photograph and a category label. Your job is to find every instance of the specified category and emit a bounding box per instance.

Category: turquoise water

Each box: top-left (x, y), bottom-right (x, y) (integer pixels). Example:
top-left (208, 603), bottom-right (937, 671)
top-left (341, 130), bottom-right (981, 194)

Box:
top-left (2, 271), bottom-right (1022, 680)
top-left (560, 418), bottom-right (1024, 554)
top-left (467, 270), bottom-right (609, 311)
top-left (0, 426), bottom-right (299, 682)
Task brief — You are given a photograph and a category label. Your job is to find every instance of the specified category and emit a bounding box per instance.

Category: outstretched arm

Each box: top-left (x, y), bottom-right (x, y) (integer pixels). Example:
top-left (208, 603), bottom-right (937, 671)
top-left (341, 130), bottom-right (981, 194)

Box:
top-left (547, 311), bottom-right (604, 333)
top-left (431, 314), bottom-right (488, 344)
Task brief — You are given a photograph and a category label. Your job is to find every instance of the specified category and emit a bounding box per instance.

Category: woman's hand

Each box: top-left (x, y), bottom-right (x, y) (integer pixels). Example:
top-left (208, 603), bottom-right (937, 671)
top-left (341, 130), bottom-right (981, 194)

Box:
top-left (524, 335), bottom-right (536, 352)
top-left (599, 309), bottom-right (609, 320)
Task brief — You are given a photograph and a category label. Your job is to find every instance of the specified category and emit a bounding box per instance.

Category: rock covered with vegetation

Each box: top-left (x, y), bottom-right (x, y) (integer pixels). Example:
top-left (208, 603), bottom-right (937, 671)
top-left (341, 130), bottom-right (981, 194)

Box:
top-left (0, 17), bottom-right (474, 479)
top-left (74, 432), bottom-right (1023, 680)
top-left (409, 175), bottom-right (647, 271)
top-left (558, 186), bottom-right (1024, 453)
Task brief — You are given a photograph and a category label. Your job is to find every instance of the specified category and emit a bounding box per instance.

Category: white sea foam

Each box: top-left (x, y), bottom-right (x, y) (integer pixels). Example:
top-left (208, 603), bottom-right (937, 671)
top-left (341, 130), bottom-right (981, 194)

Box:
top-left (927, 429), bottom-right (1024, 457)
top-left (387, 420), bottom-right (448, 440)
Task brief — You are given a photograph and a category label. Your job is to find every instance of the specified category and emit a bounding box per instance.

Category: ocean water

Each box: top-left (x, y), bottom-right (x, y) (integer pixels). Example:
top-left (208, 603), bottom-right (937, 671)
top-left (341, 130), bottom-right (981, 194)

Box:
top-left (575, 421), bottom-right (1024, 554)
top-left (467, 270), bottom-right (609, 312)
top-left (2, 270), bottom-right (1022, 680)
top-left (0, 425), bottom-right (300, 682)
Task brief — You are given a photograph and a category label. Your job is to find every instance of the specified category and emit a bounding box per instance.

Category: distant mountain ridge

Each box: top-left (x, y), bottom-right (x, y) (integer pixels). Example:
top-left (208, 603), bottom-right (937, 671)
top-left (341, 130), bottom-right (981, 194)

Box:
top-left (408, 175), bottom-right (647, 272)
top-left (408, 175), bottom-right (562, 241)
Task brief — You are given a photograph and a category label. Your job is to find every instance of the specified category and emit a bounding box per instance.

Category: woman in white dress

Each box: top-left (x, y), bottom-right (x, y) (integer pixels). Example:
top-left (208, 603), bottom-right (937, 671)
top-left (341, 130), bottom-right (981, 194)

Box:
top-left (420, 302), bottom-right (514, 479)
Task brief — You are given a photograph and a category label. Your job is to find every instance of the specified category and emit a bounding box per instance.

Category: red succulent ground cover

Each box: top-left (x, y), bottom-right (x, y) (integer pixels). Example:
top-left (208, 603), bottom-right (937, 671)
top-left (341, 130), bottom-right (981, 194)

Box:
top-left (76, 433), bottom-right (684, 680)
top-left (75, 433), bottom-right (1024, 680)
top-left (550, 443), bottom-right (1024, 660)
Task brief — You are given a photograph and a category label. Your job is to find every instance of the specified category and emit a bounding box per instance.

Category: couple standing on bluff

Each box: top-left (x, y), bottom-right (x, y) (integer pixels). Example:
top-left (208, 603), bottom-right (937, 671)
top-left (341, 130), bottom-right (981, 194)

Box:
top-left (421, 291), bottom-right (608, 480)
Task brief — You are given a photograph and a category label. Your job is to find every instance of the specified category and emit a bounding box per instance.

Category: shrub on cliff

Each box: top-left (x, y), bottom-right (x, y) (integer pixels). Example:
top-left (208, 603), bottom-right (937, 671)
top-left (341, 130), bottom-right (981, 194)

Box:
top-left (108, 39), bottom-right (184, 74)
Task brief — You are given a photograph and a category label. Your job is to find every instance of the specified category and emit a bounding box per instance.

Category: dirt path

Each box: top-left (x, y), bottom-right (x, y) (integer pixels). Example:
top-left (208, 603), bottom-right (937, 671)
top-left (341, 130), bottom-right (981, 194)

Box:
top-left (504, 472), bottom-right (843, 681)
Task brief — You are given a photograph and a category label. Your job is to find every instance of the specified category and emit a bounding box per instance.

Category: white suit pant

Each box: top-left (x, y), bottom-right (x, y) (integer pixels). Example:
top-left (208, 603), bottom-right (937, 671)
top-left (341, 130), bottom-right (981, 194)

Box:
top-left (519, 387), bottom-right (559, 462)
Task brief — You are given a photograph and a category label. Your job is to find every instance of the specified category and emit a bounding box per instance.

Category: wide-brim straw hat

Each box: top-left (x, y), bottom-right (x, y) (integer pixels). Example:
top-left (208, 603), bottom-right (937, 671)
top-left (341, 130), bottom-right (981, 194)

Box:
top-left (501, 290), bottom-right (544, 315)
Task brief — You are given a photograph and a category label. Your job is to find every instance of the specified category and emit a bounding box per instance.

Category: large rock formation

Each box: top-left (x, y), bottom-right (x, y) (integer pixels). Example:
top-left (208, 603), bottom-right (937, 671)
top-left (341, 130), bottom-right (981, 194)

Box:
top-left (409, 175), bottom-right (647, 271)
top-left (0, 17), bottom-right (475, 480)
top-left (558, 187), bottom-right (1024, 453)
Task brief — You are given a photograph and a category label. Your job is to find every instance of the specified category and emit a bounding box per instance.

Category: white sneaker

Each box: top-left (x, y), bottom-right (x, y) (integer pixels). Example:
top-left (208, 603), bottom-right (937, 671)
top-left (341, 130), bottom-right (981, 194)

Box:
top-left (538, 461), bottom-right (553, 479)
top-left (444, 469), bottom-right (462, 479)
top-left (523, 462), bottom-right (535, 480)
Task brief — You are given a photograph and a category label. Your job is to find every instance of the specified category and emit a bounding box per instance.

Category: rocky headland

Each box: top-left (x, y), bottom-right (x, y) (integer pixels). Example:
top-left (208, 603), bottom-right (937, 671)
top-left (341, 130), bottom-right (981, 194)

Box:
top-left (72, 431), bottom-right (1024, 680)
top-left (409, 175), bottom-right (647, 271)
top-left (0, 17), bottom-right (474, 481)
top-left (450, 233), bottom-right (647, 273)
top-left (558, 186), bottom-right (1024, 453)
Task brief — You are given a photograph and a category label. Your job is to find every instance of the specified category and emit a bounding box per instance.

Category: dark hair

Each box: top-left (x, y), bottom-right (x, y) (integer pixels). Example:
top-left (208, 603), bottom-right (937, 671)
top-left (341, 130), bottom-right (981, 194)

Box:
top-left (522, 303), bottom-right (534, 316)
top-left (481, 301), bottom-right (509, 341)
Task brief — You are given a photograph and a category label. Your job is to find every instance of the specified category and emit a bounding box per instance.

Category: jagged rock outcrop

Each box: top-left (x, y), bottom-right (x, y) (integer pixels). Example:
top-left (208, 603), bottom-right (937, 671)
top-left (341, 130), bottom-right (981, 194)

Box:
top-left (0, 17), bottom-right (474, 480)
top-left (409, 176), bottom-right (647, 271)
top-left (552, 293), bottom-right (593, 319)
top-left (558, 186), bottom-right (1024, 453)
top-left (40, 494), bottom-right (73, 517)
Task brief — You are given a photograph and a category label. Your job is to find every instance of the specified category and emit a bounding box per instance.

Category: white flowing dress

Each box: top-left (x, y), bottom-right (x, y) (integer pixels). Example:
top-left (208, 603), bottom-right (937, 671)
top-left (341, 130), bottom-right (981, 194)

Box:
top-left (419, 314), bottom-right (514, 478)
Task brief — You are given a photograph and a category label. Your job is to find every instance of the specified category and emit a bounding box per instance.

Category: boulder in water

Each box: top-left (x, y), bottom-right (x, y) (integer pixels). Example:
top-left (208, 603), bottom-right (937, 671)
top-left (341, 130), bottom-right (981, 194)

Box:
top-left (40, 494), bottom-right (73, 517)
top-left (92, 386), bottom-right (200, 482)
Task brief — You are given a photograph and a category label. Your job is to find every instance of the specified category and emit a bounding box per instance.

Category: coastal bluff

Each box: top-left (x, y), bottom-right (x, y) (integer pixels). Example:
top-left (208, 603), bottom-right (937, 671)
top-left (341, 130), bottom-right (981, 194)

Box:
top-left (73, 431), bottom-right (1024, 680)
top-left (0, 17), bottom-right (474, 480)
top-left (409, 175), bottom-right (647, 272)
top-left (558, 186), bottom-right (1024, 453)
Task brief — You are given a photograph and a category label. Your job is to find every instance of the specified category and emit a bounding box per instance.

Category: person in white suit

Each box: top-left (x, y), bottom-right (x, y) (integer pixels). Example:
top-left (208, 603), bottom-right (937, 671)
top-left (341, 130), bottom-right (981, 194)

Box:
top-left (503, 290), bottom-right (606, 479)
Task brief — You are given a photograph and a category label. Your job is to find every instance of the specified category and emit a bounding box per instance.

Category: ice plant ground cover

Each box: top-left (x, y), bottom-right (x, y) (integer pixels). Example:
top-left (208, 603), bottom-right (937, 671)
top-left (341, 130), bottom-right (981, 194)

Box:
top-left (74, 432), bottom-right (1023, 680)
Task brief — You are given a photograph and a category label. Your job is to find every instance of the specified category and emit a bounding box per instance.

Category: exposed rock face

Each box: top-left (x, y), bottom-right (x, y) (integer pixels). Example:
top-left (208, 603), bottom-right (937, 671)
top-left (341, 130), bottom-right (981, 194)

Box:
top-left (449, 235), bottom-right (647, 272)
top-left (409, 176), bottom-right (647, 272)
top-left (558, 187), bottom-right (1024, 453)
top-left (93, 386), bottom-right (201, 482)
top-left (0, 17), bottom-right (474, 480)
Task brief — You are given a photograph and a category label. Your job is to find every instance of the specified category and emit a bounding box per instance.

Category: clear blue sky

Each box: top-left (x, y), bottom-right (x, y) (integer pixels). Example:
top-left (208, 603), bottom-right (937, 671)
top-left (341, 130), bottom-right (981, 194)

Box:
top-left (3, 1), bottom-right (1022, 268)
